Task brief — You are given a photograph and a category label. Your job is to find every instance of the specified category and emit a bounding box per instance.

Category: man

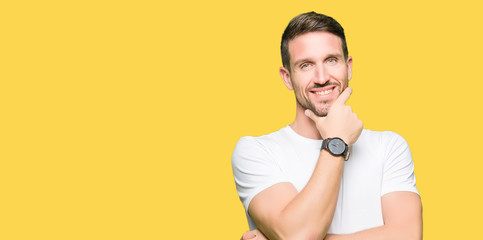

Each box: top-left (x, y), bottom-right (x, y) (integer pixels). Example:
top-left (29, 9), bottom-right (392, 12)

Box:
top-left (232, 12), bottom-right (422, 240)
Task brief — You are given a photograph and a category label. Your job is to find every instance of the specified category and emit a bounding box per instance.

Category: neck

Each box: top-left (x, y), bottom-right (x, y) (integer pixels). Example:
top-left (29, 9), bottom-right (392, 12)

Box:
top-left (290, 104), bottom-right (323, 140)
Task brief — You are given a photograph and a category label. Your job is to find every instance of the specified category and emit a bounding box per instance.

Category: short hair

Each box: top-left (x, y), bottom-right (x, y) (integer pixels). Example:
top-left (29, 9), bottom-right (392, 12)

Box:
top-left (281, 12), bottom-right (348, 72)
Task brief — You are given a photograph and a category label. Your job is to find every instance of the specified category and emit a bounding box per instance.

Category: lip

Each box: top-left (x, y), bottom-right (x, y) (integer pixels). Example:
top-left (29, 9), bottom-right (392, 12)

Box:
top-left (309, 85), bottom-right (338, 98)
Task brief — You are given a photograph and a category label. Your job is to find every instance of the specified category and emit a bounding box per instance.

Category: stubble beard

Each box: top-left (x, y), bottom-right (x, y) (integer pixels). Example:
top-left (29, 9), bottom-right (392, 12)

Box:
top-left (295, 81), bottom-right (348, 117)
top-left (296, 96), bottom-right (330, 117)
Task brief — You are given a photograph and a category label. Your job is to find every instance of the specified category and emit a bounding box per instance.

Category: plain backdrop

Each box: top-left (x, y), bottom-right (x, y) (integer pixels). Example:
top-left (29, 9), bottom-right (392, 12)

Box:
top-left (1, 0), bottom-right (482, 239)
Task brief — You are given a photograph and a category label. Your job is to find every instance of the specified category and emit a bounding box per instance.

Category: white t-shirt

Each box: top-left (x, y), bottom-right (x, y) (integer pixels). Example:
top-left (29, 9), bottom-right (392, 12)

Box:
top-left (231, 126), bottom-right (418, 234)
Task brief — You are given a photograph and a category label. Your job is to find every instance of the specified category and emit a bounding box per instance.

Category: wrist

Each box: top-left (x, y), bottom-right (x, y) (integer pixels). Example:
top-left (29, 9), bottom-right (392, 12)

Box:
top-left (321, 137), bottom-right (350, 161)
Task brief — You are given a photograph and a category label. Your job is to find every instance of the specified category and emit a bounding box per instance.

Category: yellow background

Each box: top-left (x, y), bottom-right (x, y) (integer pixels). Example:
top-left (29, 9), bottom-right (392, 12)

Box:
top-left (1, 0), bottom-right (482, 239)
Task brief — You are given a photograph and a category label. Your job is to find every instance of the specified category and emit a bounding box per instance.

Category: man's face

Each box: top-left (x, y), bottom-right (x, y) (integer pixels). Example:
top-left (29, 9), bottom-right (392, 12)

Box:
top-left (281, 31), bottom-right (353, 117)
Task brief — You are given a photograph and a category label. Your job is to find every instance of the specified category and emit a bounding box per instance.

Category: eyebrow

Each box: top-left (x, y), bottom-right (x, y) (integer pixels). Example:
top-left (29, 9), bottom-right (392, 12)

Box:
top-left (292, 53), bottom-right (344, 67)
top-left (292, 58), bottom-right (312, 67)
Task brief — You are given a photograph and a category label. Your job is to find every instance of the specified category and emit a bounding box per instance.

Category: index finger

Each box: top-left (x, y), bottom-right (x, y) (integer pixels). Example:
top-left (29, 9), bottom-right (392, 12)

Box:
top-left (333, 87), bottom-right (353, 105)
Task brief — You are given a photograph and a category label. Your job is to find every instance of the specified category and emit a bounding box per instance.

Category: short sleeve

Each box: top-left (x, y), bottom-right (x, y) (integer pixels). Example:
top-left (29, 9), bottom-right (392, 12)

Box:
top-left (381, 132), bottom-right (419, 196)
top-left (231, 136), bottom-right (289, 211)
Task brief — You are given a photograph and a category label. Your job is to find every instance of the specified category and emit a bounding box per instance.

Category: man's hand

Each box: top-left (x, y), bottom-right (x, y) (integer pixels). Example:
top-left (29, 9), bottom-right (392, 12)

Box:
top-left (305, 87), bottom-right (363, 146)
top-left (240, 229), bottom-right (268, 240)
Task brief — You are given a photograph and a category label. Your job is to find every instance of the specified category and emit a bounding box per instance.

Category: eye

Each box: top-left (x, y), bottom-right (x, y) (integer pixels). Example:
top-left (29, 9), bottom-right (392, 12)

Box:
top-left (300, 62), bottom-right (312, 69)
top-left (326, 57), bottom-right (337, 64)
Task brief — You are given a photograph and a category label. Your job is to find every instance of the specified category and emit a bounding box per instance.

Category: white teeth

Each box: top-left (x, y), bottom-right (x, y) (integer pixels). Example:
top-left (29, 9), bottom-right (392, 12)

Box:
top-left (315, 89), bottom-right (333, 95)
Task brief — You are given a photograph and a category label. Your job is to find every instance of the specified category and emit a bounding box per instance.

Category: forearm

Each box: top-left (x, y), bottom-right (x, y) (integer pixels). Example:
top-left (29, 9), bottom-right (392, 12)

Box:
top-left (325, 224), bottom-right (421, 240)
top-left (325, 225), bottom-right (392, 240)
top-left (258, 151), bottom-right (344, 239)
top-left (326, 191), bottom-right (422, 240)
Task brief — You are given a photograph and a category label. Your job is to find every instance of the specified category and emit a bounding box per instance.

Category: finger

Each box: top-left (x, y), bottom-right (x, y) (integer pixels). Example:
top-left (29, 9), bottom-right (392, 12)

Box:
top-left (242, 231), bottom-right (257, 240)
top-left (304, 109), bottom-right (317, 121)
top-left (333, 87), bottom-right (353, 106)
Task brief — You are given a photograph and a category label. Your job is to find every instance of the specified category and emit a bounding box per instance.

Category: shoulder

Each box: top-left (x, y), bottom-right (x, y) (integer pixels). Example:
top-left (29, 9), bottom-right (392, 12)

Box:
top-left (359, 129), bottom-right (408, 146)
top-left (356, 130), bottom-right (410, 159)
top-left (232, 127), bottom-right (289, 163)
top-left (233, 127), bottom-right (288, 153)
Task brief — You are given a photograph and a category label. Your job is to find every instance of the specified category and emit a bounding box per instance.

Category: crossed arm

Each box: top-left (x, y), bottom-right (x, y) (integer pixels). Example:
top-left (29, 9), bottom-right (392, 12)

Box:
top-left (324, 191), bottom-right (422, 240)
top-left (242, 191), bottom-right (422, 240)
top-left (248, 152), bottom-right (346, 239)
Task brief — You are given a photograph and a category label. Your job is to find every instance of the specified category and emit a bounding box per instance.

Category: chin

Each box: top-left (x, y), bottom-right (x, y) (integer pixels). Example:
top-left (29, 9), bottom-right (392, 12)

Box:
top-left (314, 111), bottom-right (328, 117)
top-left (311, 106), bottom-right (329, 117)
top-left (314, 103), bottom-right (332, 117)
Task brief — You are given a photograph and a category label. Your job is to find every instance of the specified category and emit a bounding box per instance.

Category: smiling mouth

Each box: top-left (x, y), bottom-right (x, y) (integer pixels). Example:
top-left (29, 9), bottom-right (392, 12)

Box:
top-left (314, 89), bottom-right (333, 95)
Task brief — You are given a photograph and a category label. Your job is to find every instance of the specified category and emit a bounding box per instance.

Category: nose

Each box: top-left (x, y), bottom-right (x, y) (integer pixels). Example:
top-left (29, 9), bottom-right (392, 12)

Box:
top-left (313, 64), bottom-right (330, 85)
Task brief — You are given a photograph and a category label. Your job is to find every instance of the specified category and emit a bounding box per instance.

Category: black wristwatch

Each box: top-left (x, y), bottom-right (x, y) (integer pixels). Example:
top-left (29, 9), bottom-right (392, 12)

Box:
top-left (321, 137), bottom-right (350, 161)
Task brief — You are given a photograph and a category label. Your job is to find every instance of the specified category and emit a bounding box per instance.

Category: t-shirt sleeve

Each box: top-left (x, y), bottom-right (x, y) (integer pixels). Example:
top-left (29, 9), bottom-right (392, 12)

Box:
top-left (381, 132), bottom-right (419, 196)
top-left (231, 136), bottom-right (289, 212)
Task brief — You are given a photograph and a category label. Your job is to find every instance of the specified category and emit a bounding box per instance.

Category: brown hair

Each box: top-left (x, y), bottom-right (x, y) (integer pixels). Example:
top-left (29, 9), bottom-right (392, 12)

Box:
top-left (281, 12), bottom-right (348, 72)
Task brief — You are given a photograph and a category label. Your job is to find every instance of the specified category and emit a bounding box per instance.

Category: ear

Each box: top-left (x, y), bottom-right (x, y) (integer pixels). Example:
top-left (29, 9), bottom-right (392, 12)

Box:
top-left (279, 66), bottom-right (293, 90)
top-left (346, 56), bottom-right (353, 81)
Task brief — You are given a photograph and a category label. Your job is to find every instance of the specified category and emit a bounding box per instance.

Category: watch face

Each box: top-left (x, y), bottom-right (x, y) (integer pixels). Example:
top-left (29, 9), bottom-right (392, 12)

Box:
top-left (328, 138), bottom-right (346, 155)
